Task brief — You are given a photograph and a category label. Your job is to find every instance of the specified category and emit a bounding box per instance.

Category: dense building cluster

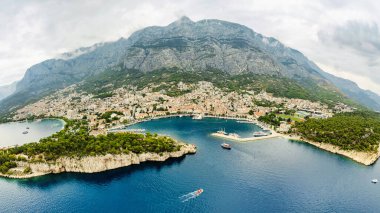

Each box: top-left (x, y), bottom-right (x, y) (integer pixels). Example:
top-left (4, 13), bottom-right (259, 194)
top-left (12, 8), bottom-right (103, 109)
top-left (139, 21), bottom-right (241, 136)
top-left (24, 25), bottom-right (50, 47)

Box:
top-left (14, 81), bottom-right (354, 135)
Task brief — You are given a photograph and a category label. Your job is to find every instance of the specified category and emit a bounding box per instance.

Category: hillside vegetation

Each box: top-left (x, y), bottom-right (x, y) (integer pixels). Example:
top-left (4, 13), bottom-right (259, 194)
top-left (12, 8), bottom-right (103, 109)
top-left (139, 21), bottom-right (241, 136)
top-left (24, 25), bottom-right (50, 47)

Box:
top-left (295, 111), bottom-right (380, 152)
top-left (80, 66), bottom-right (357, 108)
top-left (0, 119), bottom-right (181, 174)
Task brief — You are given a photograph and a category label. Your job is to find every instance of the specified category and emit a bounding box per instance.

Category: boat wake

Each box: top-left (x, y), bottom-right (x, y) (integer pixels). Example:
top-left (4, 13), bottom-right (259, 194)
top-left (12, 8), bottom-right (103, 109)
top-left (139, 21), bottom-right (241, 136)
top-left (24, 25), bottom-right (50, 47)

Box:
top-left (179, 189), bottom-right (203, 202)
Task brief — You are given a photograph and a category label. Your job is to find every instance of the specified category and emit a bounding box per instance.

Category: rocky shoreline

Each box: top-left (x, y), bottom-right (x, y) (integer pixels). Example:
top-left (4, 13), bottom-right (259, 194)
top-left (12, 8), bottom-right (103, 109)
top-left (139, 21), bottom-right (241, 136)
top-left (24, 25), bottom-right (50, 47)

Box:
top-left (0, 143), bottom-right (196, 179)
top-left (282, 134), bottom-right (380, 166)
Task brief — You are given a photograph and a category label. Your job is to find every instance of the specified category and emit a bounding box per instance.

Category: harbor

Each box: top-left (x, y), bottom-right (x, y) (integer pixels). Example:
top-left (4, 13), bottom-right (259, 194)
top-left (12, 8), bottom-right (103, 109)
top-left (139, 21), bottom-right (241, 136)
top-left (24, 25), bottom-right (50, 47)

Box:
top-left (106, 114), bottom-right (279, 143)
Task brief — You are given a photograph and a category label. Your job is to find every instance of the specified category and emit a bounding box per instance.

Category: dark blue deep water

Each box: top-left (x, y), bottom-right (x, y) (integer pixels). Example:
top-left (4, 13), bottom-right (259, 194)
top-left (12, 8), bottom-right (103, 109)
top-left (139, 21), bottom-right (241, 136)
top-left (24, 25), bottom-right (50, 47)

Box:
top-left (1, 117), bottom-right (380, 212)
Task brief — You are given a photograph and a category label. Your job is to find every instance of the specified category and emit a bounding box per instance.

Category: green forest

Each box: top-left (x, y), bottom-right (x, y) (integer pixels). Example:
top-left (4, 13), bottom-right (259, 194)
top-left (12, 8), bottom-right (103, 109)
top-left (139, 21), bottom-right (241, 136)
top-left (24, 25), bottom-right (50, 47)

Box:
top-left (258, 112), bottom-right (286, 127)
top-left (0, 119), bottom-right (181, 174)
top-left (295, 111), bottom-right (380, 152)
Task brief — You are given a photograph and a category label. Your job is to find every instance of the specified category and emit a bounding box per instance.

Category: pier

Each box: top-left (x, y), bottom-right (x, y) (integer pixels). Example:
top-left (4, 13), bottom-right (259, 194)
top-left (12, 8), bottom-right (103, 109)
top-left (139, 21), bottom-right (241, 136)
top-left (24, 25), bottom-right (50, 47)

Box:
top-left (211, 132), bottom-right (280, 142)
top-left (108, 128), bottom-right (146, 133)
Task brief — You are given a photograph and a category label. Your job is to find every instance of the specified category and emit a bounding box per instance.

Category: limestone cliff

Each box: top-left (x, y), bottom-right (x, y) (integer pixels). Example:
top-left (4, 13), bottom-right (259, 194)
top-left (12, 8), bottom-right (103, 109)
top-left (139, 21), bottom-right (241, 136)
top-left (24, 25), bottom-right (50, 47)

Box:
top-left (2, 144), bottom-right (196, 179)
top-left (283, 134), bottom-right (380, 166)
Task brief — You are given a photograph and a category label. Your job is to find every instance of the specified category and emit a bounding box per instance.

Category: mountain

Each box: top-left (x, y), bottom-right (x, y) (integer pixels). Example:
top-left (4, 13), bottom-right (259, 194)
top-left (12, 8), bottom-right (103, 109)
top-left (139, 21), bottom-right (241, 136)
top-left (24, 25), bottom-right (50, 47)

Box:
top-left (1, 16), bottom-right (380, 114)
top-left (366, 91), bottom-right (380, 110)
top-left (0, 82), bottom-right (17, 101)
top-left (0, 39), bottom-right (130, 113)
top-left (318, 71), bottom-right (380, 111)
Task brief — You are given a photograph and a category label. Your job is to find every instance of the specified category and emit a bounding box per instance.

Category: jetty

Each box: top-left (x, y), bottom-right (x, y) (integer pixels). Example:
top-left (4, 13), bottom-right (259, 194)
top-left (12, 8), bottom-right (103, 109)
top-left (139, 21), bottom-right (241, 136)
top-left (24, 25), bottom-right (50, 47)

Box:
top-left (108, 128), bottom-right (146, 133)
top-left (211, 132), bottom-right (280, 142)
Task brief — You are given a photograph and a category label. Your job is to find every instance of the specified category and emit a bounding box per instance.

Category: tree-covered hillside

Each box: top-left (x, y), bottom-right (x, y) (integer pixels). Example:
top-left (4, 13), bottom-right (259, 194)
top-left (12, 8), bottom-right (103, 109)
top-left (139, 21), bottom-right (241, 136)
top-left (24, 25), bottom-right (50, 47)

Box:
top-left (0, 119), bottom-right (181, 174)
top-left (295, 111), bottom-right (380, 152)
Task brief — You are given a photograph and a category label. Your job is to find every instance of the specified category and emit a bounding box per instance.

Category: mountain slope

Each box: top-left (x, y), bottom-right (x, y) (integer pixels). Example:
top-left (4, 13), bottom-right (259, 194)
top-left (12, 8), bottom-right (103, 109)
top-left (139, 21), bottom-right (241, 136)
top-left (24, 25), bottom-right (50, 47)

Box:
top-left (317, 71), bottom-right (380, 111)
top-left (1, 16), bottom-right (379, 114)
top-left (0, 39), bottom-right (130, 113)
top-left (0, 82), bottom-right (17, 101)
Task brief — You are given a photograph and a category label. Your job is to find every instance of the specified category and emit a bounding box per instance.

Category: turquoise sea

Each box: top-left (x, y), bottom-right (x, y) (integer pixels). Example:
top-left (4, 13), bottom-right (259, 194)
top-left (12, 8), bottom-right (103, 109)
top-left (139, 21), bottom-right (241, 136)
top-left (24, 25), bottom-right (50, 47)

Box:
top-left (0, 119), bottom-right (64, 147)
top-left (1, 117), bottom-right (380, 212)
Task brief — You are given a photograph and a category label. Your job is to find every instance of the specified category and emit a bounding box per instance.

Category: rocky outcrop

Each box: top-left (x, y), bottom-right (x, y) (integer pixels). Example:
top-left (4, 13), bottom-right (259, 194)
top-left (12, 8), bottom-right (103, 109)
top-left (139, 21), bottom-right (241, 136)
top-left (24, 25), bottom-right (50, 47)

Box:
top-left (1, 144), bottom-right (196, 179)
top-left (303, 140), bottom-right (380, 166)
top-left (283, 134), bottom-right (380, 166)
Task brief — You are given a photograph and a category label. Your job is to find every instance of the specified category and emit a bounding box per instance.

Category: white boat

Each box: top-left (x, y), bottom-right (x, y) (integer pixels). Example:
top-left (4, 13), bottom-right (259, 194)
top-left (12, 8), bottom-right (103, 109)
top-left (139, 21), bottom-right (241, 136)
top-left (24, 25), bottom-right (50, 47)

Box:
top-left (228, 133), bottom-right (240, 138)
top-left (221, 143), bottom-right (231, 149)
top-left (372, 179), bottom-right (378, 183)
top-left (192, 114), bottom-right (203, 120)
top-left (217, 130), bottom-right (227, 135)
top-left (237, 120), bottom-right (255, 124)
top-left (217, 128), bottom-right (227, 135)
top-left (194, 188), bottom-right (203, 196)
top-left (253, 131), bottom-right (268, 137)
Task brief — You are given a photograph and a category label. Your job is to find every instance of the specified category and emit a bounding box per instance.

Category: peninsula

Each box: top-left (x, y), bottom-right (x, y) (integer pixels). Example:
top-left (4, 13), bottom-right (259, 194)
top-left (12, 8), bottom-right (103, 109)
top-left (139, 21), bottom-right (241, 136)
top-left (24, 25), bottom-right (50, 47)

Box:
top-left (0, 119), bottom-right (196, 178)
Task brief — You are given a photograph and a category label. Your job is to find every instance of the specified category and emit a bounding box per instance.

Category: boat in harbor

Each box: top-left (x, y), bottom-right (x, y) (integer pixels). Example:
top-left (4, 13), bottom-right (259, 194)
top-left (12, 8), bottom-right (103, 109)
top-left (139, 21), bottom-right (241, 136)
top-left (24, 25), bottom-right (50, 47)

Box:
top-left (22, 131), bottom-right (28, 134)
top-left (26, 127), bottom-right (30, 129)
top-left (217, 128), bottom-right (227, 135)
top-left (228, 133), bottom-right (240, 138)
top-left (372, 179), bottom-right (378, 183)
top-left (221, 143), bottom-right (231, 149)
top-left (253, 131), bottom-right (268, 137)
top-left (237, 120), bottom-right (255, 124)
top-left (192, 114), bottom-right (203, 120)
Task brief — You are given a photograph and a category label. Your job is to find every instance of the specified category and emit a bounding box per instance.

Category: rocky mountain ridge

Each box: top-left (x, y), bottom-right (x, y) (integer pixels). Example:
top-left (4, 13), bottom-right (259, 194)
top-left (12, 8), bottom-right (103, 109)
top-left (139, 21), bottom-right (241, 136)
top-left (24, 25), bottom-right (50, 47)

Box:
top-left (1, 16), bottom-right (380, 113)
top-left (0, 82), bottom-right (17, 101)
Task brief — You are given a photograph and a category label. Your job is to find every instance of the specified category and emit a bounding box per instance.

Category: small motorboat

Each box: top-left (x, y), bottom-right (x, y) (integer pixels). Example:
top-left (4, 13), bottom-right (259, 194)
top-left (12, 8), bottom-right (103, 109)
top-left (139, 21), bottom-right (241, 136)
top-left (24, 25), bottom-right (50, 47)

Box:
top-left (22, 131), bottom-right (28, 134)
top-left (179, 188), bottom-right (204, 202)
top-left (253, 131), bottom-right (268, 137)
top-left (194, 188), bottom-right (204, 196)
top-left (26, 127), bottom-right (30, 129)
top-left (192, 114), bottom-right (203, 120)
top-left (228, 133), bottom-right (240, 138)
top-left (217, 130), bottom-right (227, 135)
top-left (372, 179), bottom-right (378, 183)
top-left (221, 143), bottom-right (231, 149)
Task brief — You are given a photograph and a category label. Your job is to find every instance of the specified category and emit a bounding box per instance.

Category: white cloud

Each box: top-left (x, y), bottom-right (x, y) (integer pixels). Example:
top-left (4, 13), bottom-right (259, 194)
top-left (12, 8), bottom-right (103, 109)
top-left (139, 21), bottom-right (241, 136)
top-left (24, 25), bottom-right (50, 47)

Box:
top-left (0, 0), bottom-right (379, 95)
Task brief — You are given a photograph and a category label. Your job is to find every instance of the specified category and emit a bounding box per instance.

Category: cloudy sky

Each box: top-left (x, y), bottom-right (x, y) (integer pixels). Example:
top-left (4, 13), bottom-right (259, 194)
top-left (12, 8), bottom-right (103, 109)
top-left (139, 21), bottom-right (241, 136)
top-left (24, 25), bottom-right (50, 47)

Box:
top-left (1, 0), bottom-right (380, 94)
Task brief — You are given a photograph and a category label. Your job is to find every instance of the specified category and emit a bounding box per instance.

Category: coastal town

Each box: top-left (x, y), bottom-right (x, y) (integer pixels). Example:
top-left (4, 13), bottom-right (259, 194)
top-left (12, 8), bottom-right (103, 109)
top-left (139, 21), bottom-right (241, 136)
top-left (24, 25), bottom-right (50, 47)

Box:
top-left (14, 81), bottom-right (354, 135)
